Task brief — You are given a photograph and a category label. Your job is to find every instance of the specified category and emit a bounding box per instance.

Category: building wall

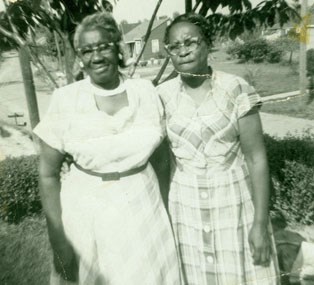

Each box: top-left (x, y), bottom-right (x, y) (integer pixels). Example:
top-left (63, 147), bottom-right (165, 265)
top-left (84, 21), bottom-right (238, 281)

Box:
top-left (141, 21), bottom-right (169, 60)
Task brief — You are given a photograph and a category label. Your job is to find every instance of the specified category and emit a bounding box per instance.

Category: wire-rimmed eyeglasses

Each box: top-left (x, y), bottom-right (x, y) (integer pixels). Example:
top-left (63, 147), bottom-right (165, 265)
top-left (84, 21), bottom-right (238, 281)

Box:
top-left (164, 37), bottom-right (203, 56)
top-left (76, 42), bottom-right (116, 60)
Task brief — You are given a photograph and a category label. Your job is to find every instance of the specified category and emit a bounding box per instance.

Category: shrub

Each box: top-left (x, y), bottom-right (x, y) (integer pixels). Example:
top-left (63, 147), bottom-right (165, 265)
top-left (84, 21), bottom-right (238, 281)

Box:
top-left (271, 161), bottom-right (314, 225)
top-left (237, 38), bottom-right (269, 62)
top-left (225, 40), bottom-right (243, 59)
top-left (266, 43), bottom-right (283, 63)
top-left (0, 155), bottom-right (41, 224)
top-left (265, 133), bottom-right (314, 225)
top-left (226, 38), bottom-right (284, 63)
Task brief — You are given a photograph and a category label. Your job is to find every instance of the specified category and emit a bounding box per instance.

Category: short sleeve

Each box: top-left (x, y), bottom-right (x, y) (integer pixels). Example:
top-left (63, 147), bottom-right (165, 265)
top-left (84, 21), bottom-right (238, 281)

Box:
top-left (235, 78), bottom-right (262, 119)
top-left (33, 89), bottom-right (66, 153)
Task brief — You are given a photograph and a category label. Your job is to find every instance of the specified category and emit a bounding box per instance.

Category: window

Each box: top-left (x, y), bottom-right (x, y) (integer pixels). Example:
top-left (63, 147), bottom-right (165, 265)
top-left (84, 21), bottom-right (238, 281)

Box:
top-left (151, 39), bottom-right (159, 53)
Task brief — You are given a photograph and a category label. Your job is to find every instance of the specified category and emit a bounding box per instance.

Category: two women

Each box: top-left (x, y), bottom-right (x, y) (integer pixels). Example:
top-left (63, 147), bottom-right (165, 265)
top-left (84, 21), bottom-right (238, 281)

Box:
top-left (36, 10), bottom-right (279, 285)
top-left (157, 13), bottom-right (280, 285)
top-left (34, 12), bottom-right (182, 285)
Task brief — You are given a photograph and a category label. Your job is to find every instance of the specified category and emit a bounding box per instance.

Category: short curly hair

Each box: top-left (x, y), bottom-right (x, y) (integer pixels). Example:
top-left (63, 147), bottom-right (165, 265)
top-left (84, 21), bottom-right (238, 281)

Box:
top-left (164, 13), bottom-right (213, 47)
top-left (73, 11), bottom-right (122, 50)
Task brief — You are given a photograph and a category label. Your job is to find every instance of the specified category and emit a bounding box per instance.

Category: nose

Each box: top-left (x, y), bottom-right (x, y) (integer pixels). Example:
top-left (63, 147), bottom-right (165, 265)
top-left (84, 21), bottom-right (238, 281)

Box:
top-left (91, 49), bottom-right (105, 61)
top-left (178, 46), bottom-right (190, 57)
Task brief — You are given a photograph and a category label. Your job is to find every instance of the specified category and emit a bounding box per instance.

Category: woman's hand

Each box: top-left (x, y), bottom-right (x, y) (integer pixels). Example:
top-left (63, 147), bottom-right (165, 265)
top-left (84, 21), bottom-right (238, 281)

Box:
top-left (248, 222), bottom-right (271, 267)
top-left (53, 247), bottom-right (79, 282)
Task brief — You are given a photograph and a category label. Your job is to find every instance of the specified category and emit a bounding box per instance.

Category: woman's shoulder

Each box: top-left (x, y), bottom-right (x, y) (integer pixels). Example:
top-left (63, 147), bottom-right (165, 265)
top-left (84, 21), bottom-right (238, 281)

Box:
top-left (156, 77), bottom-right (180, 101)
top-left (215, 71), bottom-right (252, 91)
top-left (49, 79), bottom-right (89, 112)
top-left (55, 78), bottom-right (88, 96)
top-left (125, 77), bottom-right (154, 89)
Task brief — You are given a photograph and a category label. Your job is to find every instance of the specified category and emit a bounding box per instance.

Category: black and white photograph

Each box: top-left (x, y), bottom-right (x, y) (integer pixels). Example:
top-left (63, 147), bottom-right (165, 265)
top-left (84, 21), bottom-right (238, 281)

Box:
top-left (0, 0), bottom-right (314, 284)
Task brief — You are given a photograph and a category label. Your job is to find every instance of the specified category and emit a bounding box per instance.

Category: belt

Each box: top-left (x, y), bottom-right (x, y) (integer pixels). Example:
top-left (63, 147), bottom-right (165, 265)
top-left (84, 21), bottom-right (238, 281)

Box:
top-left (73, 161), bottom-right (148, 181)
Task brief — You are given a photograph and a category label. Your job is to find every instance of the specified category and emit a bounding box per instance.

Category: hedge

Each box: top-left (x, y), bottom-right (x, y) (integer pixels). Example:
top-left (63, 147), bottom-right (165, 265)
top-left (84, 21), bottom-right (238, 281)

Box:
top-left (1, 134), bottom-right (314, 225)
top-left (0, 155), bottom-right (41, 224)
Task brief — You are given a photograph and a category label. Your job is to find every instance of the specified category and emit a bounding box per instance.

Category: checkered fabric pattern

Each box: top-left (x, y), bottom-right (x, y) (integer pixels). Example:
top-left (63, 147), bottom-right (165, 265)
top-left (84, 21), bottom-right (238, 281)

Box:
top-left (158, 71), bottom-right (280, 285)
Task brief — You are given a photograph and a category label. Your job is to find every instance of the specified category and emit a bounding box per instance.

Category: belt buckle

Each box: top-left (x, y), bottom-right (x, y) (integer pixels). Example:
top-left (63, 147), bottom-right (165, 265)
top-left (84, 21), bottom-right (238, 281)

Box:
top-left (102, 172), bottom-right (120, 181)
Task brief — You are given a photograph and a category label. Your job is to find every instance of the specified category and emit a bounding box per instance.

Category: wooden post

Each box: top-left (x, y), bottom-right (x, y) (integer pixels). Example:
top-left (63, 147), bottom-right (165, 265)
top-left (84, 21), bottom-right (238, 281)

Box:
top-left (18, 46), bottom-right (40, 129)
top-left (300, 0), bottom-right (307, 96)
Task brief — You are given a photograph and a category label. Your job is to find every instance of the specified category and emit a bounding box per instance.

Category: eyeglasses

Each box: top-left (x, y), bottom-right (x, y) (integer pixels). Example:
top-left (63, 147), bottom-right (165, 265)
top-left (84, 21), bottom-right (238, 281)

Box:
top-left (76, 42), bottom-right (116, 60)
top-left (165, 37), bottom-right (203, 56)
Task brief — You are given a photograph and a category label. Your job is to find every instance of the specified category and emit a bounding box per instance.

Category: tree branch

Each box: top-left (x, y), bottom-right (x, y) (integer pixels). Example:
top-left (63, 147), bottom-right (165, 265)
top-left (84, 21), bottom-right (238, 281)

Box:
top-left (130, 0), bottom-right (164, 77)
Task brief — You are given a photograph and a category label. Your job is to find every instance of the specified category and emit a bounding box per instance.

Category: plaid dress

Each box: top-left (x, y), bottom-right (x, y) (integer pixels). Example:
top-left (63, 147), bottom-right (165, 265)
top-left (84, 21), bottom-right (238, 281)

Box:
top-left (158, 71), bottom-right (280, 285)
top-left (33, 77), bottom-right (182, 285)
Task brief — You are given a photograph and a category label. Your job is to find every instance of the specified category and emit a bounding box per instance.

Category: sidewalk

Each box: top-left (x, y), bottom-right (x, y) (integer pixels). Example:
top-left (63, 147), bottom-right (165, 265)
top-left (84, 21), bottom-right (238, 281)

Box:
top-left (260, 90), bottom-right (314, 138)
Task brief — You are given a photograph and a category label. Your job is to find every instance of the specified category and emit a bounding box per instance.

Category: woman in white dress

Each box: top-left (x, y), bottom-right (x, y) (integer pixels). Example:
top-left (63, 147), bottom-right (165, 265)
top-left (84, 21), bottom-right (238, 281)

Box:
top-left (34, 12), bottom-right (182, 285)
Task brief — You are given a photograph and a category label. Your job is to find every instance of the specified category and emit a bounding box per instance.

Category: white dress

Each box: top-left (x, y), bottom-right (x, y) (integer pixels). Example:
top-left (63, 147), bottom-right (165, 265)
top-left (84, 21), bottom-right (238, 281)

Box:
top-left (34, 77), bottom-right (182, 285)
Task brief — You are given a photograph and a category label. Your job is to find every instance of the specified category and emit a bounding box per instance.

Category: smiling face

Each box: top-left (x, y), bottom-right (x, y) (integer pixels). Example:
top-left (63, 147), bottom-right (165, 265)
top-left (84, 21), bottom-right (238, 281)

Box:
top-left (77, 27), bottom-right (120, 89)
top-left (167, 22), bottom-right (209, 76)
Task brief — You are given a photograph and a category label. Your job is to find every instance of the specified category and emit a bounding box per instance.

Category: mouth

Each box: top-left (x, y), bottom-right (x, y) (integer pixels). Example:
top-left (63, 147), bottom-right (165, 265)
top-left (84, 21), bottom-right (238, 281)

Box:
top-left (92, 64), bottom-right (110, 73)
top-left (179, 60), bottom-right (194, 65)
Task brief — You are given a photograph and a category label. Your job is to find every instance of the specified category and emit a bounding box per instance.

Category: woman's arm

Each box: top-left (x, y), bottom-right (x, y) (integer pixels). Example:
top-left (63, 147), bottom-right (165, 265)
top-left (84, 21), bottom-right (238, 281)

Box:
top-left (39, 141), bottom-right (78, 282)
top-left (239, 108), bottom-right (271, 267)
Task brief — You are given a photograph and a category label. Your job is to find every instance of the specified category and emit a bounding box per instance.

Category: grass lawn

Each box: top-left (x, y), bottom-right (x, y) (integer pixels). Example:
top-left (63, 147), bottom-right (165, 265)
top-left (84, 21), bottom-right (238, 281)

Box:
top-left (261, 92), bottom-right (314, 120)
top-left (0, 215), bottom-right (51, 285)
top-left (134, 49), bottom-right (310, 120)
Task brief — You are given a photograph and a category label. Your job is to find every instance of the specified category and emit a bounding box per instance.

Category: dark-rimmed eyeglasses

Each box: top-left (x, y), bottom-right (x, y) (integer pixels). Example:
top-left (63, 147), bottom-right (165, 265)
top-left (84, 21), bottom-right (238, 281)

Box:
top-left (165, 37), bottom-right (203, 56)
top-left (76, 42), bottom-right (116, 60)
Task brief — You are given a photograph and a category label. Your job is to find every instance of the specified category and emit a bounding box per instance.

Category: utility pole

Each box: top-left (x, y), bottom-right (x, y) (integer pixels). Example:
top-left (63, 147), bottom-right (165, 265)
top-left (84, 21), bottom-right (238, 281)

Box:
top-left (18, 46), bottom-right (40, 130)
top-left (299, 0), bottom-right (308, 96)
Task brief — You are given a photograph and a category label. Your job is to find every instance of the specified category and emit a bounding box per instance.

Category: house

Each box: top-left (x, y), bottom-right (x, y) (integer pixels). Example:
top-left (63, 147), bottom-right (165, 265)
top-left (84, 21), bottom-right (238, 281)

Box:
top-left (262, 23), bottom-right (293, 41)
top-left (123, 17), bottom-right (170, 61)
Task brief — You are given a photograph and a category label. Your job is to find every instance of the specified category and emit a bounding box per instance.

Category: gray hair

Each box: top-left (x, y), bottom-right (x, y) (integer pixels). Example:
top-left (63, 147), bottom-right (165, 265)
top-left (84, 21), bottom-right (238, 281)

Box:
top-left (164, 13), bottom-right (213, 47)
top-left (73, 11), bottom-right (122, 50)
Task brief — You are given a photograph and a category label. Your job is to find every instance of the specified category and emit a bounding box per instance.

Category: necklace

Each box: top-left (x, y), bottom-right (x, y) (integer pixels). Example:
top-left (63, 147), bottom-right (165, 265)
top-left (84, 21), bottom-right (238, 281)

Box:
top-left (91, 78), bottom-right (126, 97)
top-left (176, 70), bottom-right (212, 78)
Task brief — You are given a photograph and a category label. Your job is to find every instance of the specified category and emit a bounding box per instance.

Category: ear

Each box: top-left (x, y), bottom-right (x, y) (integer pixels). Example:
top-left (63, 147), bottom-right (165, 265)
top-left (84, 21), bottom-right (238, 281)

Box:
top-left (79, 61), bottom-right (84, 68)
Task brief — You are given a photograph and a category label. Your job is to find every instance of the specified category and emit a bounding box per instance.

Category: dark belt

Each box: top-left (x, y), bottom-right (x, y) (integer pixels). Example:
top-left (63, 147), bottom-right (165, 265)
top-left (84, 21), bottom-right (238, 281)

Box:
top-left (73, 161), bottom-right (148, 181)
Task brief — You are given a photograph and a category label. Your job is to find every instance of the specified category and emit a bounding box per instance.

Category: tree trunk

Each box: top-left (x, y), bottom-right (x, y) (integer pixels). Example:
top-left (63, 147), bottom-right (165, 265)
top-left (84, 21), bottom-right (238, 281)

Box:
top-left (289, 50), bottom-right (293, 64)
top-left (63, 34), bottom-right (76, 84)
top-left (54, 31), bottom-right (63, 72)
top-left (185, 0), bottom-right (192, 12)
top-left (18, 46), bottom-right (40, 130)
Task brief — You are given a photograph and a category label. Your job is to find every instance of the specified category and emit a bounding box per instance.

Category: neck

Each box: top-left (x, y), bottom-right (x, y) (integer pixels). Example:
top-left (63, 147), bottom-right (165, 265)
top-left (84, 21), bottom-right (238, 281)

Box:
top-left (93, 74), bottom-right (120, 90)
top-left (181, 75), bottom-right (207, 88)
top-left (179, 66), bottom-right (212, 88)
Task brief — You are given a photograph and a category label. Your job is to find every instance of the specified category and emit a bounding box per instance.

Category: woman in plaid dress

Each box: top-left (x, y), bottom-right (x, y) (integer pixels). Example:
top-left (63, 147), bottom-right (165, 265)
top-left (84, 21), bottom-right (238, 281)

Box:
top-left (157, 13), bottom-right (280, 285)
top-left (34, 12), bottom-right (182, 285)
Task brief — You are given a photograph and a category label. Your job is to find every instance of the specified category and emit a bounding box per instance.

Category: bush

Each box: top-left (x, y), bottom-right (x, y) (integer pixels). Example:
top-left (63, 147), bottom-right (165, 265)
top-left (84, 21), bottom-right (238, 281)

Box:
top-left (225, 40), bottom-right (243, 59)
top-left (237, 38), bottom-right (269, 62)
top-left (0, 155), bottom-right (41, 224)
top-left (266, 43), bottom-right (283, 63)
top-left (271, 161), bottom-right (314, 225)
top-left (264, 133), bottom-right (314, 181)
top-left (265, 133), bottom-right (314, 225)
top-left (226, 38), bottom-right (284, 63)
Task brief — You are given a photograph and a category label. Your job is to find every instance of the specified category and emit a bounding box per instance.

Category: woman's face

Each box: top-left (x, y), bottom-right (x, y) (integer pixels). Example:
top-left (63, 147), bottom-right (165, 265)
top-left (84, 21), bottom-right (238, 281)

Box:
top-left (77, 27), bottom-right (119, 88)
top-left (167, 22), bottom-right (209, 75)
